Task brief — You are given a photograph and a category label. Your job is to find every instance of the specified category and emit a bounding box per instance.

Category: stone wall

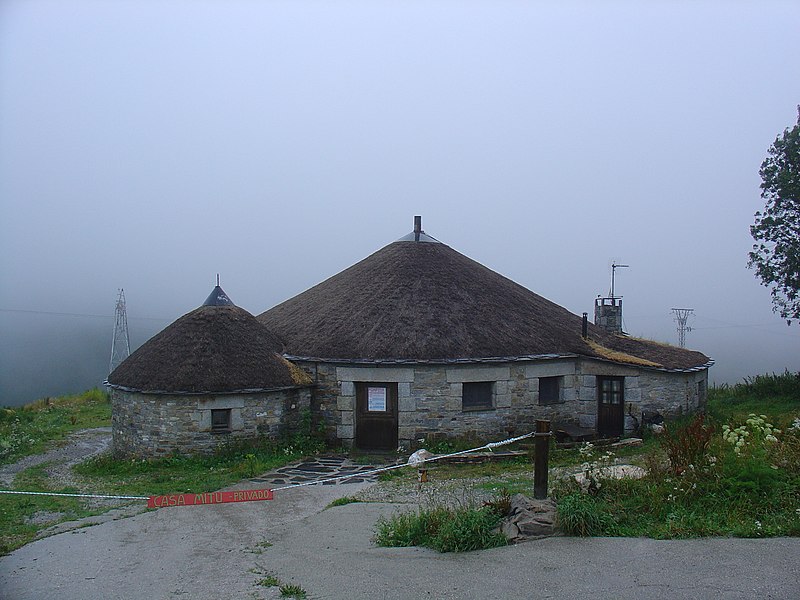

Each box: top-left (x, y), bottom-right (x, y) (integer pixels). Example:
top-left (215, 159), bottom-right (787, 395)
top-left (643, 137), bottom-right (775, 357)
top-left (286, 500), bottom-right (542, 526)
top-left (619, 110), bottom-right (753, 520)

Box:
top-left (112, 387), bottom-right (312, 457)
top-left (299, 359), bottom-right (709, 449)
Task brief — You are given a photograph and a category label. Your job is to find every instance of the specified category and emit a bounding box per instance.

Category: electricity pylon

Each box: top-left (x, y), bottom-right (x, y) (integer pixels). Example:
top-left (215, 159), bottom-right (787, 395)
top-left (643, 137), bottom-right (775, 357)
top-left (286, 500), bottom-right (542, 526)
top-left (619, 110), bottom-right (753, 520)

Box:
top-left (110, 289), bottom-right (131, 373)
top-left (671, 308), bottom-right (694, 348)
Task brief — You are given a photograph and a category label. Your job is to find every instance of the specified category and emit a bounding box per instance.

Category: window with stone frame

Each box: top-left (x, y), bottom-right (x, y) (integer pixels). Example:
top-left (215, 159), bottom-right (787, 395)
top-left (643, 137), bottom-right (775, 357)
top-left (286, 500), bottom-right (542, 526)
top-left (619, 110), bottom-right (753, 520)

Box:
top-left (462, 381), bottom-right (494, 411)
top-left (538, 376), bottom-right (562, 405)
top-left (211, 409), bottom-right (232, 432)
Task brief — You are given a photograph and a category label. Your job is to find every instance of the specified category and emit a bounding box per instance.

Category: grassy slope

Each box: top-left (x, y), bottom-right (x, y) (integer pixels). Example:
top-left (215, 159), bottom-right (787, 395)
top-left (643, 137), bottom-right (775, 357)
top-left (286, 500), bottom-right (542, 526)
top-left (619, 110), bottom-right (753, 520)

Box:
top-left (1, 388), bottom-right (112, 465)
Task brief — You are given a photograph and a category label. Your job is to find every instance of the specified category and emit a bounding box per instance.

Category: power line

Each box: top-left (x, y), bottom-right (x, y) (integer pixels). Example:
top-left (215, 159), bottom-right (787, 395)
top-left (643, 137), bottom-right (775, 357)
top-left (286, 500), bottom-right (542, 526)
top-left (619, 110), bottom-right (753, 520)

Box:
top-left (0, 308), bottom-right (170, 322)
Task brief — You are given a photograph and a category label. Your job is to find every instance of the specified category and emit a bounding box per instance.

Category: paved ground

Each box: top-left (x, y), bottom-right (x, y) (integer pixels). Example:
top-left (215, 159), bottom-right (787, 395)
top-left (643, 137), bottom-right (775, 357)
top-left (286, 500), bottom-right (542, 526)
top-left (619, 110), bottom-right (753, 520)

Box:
top-left (249, 455), bottom-right (385, 487)
top-left (2, 438), bottom-right (798, 599)
top-left (2, 479), bottom-right (799, 599)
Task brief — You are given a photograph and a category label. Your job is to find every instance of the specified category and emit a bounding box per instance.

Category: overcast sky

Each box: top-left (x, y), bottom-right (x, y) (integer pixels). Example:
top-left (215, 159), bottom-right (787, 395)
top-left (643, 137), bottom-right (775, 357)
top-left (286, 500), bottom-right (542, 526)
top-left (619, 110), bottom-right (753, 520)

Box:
top-left (1, 0), bottom-right (798, 404)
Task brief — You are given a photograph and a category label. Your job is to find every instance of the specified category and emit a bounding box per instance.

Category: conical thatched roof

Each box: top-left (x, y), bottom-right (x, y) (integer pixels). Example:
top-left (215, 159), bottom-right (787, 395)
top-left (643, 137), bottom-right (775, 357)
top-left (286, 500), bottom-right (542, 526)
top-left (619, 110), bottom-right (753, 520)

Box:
top-left (108, 288), bottom-right (311, 394)
top-left (258, 229), bottom-right (711, 372)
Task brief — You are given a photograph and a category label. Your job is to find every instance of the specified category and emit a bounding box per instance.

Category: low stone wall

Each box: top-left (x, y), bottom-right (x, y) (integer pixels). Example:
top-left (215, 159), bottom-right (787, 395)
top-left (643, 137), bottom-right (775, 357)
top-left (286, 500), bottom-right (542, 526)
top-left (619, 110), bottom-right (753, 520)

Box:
top-left (111, 387), bottom-right (312, 457)
top-left (299, 358), bottom-right (709, 449)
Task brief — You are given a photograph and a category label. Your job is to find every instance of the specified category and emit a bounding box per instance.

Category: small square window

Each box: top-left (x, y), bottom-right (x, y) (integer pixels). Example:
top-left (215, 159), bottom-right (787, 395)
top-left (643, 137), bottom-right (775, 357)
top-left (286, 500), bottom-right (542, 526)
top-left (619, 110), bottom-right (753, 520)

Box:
top-left (462, 381), bottom-right (494, 411)
top-left (539, 377), bottom-right (562, 405)
top-left (211, 409), bottom-right (231, 432)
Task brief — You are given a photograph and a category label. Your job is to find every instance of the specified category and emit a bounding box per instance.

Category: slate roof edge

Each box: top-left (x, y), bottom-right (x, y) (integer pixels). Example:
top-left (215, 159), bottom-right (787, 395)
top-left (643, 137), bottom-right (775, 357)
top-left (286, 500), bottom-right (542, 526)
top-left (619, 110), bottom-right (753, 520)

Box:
top-left (282, 354), bottom-right (715, 373)
top-left (104, 381), bottom-right (314, 396)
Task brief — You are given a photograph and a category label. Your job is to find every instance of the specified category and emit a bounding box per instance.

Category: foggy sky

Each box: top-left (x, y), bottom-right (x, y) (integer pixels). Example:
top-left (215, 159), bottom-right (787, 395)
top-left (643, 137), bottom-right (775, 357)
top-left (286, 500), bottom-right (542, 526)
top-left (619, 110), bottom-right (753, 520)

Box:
top-left (1, 0), bottom-right (798, 406)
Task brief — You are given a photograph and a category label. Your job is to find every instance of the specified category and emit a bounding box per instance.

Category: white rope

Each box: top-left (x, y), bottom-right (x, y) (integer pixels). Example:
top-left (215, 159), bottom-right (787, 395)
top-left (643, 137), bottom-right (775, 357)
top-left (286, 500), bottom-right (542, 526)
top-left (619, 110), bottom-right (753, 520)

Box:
top-left (0, 490), bottom-right (148, 500)
top-left (271, 430), bottom-right (537, 492)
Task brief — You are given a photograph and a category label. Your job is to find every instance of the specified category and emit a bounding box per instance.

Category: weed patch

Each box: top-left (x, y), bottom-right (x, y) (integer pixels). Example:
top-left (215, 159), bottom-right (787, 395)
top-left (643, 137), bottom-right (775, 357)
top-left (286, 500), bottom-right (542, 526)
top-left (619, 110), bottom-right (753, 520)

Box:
top-left (375, 503), bottom-right (507, 552)
top-left (327, 496), bottom-right (361, 508)
top-left (280, 584), bottom-right (307, 598)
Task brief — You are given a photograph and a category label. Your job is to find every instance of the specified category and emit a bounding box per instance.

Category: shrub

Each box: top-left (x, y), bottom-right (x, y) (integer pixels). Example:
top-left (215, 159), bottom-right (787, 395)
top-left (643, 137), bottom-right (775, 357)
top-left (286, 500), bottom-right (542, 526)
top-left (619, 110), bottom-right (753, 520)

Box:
top-left (661, 413), bottom-right (714, 475)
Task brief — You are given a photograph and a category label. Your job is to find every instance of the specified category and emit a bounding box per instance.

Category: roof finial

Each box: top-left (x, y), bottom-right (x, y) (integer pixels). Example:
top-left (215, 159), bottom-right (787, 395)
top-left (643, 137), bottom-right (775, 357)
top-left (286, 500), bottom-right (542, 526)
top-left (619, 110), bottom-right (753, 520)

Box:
top-left (216, 273), bottom-right (220, 286)
top-left (414, 216), bottom-right (422, 242)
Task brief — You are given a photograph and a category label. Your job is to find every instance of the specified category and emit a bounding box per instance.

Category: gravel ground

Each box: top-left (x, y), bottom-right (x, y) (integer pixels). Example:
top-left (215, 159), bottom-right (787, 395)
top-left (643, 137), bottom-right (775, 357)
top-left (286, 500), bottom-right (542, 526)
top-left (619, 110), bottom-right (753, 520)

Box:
top-left (353, 471), bottom-right (533, 507)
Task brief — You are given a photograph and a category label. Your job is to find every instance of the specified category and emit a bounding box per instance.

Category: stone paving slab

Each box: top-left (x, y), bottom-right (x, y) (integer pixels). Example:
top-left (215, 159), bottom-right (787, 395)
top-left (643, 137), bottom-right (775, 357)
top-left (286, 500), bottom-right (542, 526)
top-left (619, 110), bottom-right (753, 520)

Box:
top-left (249, 454), bottom-right (395, 486)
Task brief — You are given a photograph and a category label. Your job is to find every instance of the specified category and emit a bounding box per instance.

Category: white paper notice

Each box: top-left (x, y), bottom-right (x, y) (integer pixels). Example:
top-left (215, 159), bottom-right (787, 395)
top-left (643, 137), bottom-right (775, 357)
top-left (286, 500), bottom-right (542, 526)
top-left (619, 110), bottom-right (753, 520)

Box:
top-left (367, 387), bottom-right (387, 411)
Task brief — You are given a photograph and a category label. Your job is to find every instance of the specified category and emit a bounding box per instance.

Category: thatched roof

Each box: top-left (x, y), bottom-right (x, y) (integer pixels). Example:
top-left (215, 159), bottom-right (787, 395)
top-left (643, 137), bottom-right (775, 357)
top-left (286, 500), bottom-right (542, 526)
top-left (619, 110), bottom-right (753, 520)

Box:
top-left (108, 289), bottom-right (311, 394)
top-left (258, 231), bottom-right (711, 372)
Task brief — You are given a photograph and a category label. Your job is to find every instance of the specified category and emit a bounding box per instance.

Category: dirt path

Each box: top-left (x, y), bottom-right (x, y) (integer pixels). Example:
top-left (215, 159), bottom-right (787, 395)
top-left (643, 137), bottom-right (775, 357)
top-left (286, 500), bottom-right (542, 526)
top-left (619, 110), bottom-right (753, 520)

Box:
top-left (0, 428), bottom-right (146, 535)
top-left (0, 427), bottom-right (112, 488)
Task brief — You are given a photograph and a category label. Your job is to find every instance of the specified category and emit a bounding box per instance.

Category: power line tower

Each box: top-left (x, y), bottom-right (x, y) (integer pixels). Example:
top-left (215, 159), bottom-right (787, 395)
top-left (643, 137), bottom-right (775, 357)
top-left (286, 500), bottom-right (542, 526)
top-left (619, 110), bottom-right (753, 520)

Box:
top-left (671, 308), bottom-right (694, 348)
top-left (110, 289), bottom-right (131, 373)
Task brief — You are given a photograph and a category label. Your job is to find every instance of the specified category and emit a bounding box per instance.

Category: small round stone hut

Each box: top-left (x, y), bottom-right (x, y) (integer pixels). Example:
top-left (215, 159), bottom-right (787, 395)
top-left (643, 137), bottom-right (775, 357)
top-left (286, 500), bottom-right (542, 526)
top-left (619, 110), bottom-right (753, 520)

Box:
top-left (107, 285), bottom-right (312, 457)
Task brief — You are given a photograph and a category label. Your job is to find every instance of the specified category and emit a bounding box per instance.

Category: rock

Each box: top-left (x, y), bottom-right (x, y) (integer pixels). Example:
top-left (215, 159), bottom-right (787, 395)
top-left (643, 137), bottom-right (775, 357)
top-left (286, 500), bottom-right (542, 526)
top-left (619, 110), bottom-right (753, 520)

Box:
top-left (501, 521), bottom-right (520, 539)
top-left (500, 494), bottom-right (557, 543)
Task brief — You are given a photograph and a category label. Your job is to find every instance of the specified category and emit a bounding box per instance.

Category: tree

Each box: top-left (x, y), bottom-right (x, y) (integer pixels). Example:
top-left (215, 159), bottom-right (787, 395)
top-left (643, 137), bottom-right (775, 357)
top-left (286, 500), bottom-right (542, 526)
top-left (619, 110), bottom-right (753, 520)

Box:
top-left (749, 108), bottom-right (800, 324)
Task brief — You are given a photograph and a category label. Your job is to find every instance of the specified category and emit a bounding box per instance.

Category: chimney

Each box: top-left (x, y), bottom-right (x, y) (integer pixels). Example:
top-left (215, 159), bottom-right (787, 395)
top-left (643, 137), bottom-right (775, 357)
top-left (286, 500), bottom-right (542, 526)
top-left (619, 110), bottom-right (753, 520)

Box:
top-left (414, 215), bottom-right (422, 241)
top-left (582, 312), bottom-right (588, 339)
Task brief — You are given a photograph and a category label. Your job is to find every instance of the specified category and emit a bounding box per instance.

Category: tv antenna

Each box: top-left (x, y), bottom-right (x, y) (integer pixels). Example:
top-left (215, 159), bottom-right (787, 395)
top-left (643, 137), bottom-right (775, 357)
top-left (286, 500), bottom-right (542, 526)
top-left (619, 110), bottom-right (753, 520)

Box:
top-left (610, 261), bottom-right (629, 299)
top-left (671, 308), bottom-right (694, 348)
top-left (110, 289), bottom-right (131, 373)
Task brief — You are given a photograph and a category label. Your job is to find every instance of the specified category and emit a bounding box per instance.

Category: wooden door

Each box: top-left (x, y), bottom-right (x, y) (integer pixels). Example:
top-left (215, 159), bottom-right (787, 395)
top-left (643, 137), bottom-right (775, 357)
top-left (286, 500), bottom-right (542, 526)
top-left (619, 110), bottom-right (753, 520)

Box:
top-left (355, 383), bottom-right (398, 451)
top-left (597, 376), bottom-right (624, 438)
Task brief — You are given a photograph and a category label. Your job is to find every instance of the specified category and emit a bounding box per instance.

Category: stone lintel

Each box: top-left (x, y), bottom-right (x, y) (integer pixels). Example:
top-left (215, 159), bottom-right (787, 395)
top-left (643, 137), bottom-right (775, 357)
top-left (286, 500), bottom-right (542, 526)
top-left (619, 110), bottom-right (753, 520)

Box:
top-left (446, 366), bottom-right (510, 383)
top-left (336, 366), bottom-right (415, 383)
top-left (524, 361), bottom-right (576, 379)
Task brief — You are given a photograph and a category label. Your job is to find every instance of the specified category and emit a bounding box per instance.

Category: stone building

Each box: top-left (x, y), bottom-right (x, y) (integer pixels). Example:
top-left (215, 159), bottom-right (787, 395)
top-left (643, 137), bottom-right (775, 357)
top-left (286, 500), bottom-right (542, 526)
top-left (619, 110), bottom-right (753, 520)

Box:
top-left (109, 218), bottom-right (712, 456)
top-left (259, 217), bottom-right (712, 451)
top-left (107, 285), bottom-right (313, 457)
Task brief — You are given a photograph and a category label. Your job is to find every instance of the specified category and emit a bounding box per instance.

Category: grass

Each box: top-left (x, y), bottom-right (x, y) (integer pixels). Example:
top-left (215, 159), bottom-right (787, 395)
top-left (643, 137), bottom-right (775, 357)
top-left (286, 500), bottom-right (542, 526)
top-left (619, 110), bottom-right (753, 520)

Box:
top-left (0, 463), bottom-right (106, 555)
top-left (255, 574), bottom-right (307, 599)
top-left (74, 431), bottom-right (326, 498)
top-left (375, 504), bottom-right (507, 552)
top-left (280, 584), bottom-right (308, 599)
top-left (555, 371), bottom-right (800, 539)
top-left (326, 496), bottom-right (361, 508)
top-left (0, 388), bottom-right (111, 465)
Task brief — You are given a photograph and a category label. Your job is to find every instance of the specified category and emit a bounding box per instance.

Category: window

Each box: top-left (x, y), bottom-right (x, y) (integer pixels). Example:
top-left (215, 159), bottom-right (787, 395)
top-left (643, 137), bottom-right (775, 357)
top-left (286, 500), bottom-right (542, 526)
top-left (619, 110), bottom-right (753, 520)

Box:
top-left (462, 381), bottom-right (494, 411)
top-left (538, 376), bottom-right (562, 405)
top-left (697, 380), bottom-right (707, 405)
top-left (211, 409), bottom-right (231, 432)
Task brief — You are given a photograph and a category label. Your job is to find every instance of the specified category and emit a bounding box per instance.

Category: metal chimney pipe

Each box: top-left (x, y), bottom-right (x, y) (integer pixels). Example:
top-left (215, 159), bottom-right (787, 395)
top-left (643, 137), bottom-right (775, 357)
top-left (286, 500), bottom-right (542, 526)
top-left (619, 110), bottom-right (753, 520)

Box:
top-left (582, 312), bottom-right (588, 339)
top-left (414, 215), bottom-right (422, 241)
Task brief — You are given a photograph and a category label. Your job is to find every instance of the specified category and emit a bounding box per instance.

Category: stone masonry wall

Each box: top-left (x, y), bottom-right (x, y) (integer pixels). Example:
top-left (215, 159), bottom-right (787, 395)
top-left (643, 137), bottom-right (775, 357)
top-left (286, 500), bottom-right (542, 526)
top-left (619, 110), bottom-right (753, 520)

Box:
top-left (303, 359), bottom-right (709, 449)
top-left (112, 387), bottom-right (311, 457)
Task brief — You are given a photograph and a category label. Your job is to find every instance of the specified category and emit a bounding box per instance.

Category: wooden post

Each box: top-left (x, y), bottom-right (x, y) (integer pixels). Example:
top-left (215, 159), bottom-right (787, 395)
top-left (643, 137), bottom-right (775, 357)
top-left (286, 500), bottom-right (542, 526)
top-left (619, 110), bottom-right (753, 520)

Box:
top-left (533, 419), bottom-right (551, 500)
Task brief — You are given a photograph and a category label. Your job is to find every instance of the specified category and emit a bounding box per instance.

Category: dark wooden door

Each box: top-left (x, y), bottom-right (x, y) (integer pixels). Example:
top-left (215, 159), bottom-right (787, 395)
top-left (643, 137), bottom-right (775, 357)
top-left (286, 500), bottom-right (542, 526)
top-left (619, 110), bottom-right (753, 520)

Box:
top-left (597, 376), bottom-right (624, 437)
top-left (355, 383), bottom-right (398, 450)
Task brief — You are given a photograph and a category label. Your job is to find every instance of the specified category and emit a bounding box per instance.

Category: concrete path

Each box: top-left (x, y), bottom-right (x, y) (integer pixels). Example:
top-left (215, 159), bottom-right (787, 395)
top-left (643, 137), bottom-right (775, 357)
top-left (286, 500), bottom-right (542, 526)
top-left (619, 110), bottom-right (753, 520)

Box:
top-left (2, 479), bottom-right (798, 599)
